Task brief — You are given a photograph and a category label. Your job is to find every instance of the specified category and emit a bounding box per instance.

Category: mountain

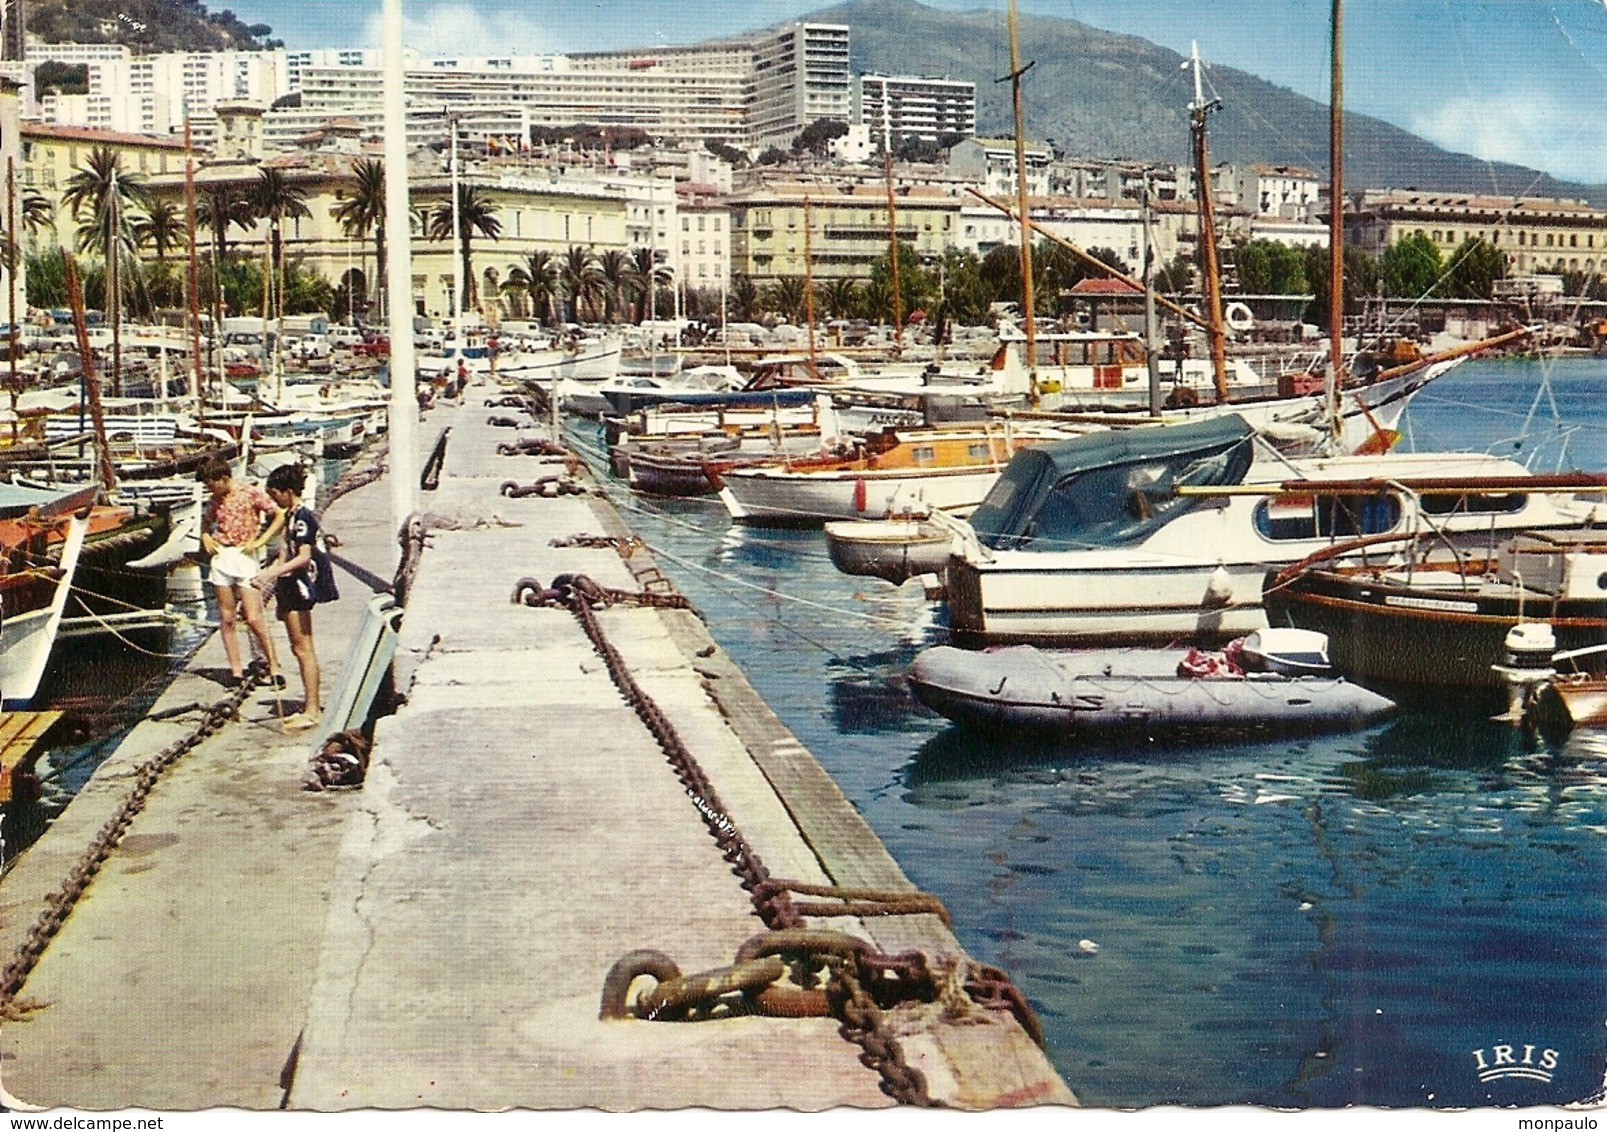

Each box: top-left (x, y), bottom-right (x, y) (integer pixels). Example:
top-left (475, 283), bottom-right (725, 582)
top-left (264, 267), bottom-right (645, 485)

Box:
top-left (810, 0), bottom-right (1607, 208)
top-left (24, 0), bottom-right (277, 53)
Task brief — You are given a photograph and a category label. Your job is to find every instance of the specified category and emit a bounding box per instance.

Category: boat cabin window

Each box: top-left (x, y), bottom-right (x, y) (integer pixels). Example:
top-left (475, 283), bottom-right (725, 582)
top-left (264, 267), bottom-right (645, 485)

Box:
top-left (1419, 492), bottom-right (1526, 515)
top-left (967, 443), bottom-right (992, 459)
top-left (1253, 493), bottom-right (1402, 540)
top-left (911, 446), bottom-right (936, 465)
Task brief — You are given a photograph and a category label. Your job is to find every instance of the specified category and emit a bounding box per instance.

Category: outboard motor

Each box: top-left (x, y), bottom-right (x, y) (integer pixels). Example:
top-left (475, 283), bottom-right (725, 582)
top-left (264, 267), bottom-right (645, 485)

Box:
top-left (1490, 622), bottom-right (1557, 723)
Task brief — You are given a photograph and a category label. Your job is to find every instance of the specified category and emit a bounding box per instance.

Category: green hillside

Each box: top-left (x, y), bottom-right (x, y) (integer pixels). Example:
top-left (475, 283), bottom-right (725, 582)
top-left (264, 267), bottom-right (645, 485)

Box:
top-left (813, 0), bottom-right (1605, 206)
top-left (25, 0), bottom-right (277, 53)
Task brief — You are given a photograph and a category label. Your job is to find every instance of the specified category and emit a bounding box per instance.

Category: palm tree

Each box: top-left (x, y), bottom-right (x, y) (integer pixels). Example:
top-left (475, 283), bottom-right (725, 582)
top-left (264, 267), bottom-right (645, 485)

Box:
top-left (597, 248), bottom-right (635, 323)
top-left (135, 201), bottom-right (188, 310)
top-left (766, 275), bottom-right (810, 325)
top-left (728, 273), bottom-right (760, 322)
top-left (559, 244), bottom-right (604, 323)
top-left (821, 277), bottom-right (861, 320)
top-left (195, 181), bottom-right (253, 263)
top-left (19, 192), bottom-right (53, 245)
top-left (629, 246), bottom-right (656, 322)
top-left (62, 146), bottom-right (149, 394)
top-left (332, 156), bottom-right (385, 321)
top-left (134, 199), bottom-right (187, 264)
top-left (427, 184), bottom-right (501, 312)
top-left (508, 249), bottom-right (560, 325)
top-left (251, 167), bottom-right (311, 323)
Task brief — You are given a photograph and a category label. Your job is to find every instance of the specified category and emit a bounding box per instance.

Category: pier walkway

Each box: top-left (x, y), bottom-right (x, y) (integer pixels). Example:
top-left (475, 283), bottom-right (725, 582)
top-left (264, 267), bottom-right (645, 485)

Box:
top-left (0, 377), bottom-right (1074, 1111)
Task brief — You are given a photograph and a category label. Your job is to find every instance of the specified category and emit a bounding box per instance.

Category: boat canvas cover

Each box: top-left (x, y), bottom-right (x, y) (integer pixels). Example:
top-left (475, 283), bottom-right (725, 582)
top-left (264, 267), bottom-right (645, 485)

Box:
top-left (968, 413), bottom-right (1256, 551)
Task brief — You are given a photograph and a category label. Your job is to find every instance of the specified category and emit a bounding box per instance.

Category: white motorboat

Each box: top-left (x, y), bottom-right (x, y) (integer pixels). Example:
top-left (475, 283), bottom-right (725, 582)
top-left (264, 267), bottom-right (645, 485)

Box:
top-left (940, 413), bottom-right (1607, 646)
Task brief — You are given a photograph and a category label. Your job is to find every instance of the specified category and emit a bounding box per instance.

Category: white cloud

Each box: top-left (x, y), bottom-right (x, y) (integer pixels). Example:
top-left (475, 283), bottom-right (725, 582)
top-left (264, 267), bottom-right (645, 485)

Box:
top-left (358, 3), bottom-right (559, 58)
top-left (1410, 90), bottom-right (1607, 186)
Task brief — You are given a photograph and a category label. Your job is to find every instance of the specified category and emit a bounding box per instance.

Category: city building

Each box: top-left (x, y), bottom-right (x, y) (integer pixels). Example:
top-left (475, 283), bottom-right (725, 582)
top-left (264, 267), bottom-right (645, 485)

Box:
top-left (946, 137), bottom-right (1051, 199)
top-left (27, 41), bottom-right (288, 137)
top-left (1346, 189), bottom-right (1607, 276)
top-left (1232, 163), bottom-right (1322, 220)
top-left (727, 179), bottom-right (960, 286)
top-left (676, 186), bottom-right (733, 306)
top-left (855, 73), bottom-right (975, 153)
top-left (742, 23), bottom-right (851, 149)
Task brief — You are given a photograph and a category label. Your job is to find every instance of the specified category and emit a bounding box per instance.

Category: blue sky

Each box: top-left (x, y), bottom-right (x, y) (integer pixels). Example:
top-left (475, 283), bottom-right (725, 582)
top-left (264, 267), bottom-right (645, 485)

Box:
top-left (231, 0), bottom-right (1607, 185)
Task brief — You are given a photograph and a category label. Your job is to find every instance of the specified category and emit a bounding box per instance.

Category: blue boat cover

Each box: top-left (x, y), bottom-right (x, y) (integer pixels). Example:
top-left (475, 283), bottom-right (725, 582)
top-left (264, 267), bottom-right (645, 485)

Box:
top-left (969, 413), bottom-right (1256, 551)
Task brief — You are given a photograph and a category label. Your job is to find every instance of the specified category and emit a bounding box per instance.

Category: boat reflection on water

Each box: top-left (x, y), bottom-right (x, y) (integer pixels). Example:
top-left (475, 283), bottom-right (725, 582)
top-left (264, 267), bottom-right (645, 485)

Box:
top-left (825, 646), bottom-right (929, 735)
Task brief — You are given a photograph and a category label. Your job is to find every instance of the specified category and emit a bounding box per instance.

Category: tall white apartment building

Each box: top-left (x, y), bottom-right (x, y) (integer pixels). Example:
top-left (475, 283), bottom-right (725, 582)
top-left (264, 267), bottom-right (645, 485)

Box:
top-left (24, 20), bottom-right (851, 153)
top-left (28, 41), bottom-right (287, 136)
top-left (856, 73), bottom-right (975, 152)
top-left (740, 22), bottom-right (850, 148)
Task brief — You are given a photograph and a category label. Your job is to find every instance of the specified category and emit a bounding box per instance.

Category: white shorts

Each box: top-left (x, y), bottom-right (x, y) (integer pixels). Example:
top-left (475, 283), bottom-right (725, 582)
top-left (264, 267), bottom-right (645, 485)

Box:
top-left (208, 545), bottom-right (261, 588)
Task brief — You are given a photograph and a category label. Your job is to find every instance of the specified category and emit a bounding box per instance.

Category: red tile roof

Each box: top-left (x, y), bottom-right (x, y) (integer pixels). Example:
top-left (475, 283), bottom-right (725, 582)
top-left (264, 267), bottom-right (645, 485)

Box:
top-left (21, 122), bottom-right (188, 150)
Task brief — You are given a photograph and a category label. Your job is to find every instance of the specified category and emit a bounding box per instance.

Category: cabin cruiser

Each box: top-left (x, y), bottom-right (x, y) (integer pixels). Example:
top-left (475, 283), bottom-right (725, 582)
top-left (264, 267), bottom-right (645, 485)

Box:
top-left (934, 413), bottom-right (1607, 646)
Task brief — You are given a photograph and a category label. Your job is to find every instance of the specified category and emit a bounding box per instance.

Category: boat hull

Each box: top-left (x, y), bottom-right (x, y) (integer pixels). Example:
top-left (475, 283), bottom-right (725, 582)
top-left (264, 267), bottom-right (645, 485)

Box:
top-left (907, 644), bottom-right (1397, 741)
top-left (720, 465), bottom-right (1003, 526)
top-left (824, 520), bottom-right (957, 585)
top-left (1263, 567), bottom-right (1607, 693)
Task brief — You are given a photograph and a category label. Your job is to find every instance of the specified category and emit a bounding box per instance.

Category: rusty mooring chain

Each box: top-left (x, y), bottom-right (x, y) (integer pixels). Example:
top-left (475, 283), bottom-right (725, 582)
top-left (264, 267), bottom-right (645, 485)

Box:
top-left (499, 476), bottom-right (589, 499)
top-left (530, 572), bottom-right (940, 1105)
top-left (510, 574), bottom-right (690, 611)
top-left (548, 533), bottom-right (645, 559)
top-left (393, 514), bottom-right (431, 606)
top-left (0, 670), bottom-right (265, 1016)
top-left (318, 442), bottom-right (387, 516)
top-left (749, 878), bottom-right (953, 928)
top-left (420, 427), bottom-right (451, 492)
top-left (496, 436), bottom-right (568, 457)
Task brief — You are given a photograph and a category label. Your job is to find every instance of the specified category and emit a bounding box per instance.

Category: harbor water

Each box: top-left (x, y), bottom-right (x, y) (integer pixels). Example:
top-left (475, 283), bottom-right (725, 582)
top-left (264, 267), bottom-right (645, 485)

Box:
top-left (568, 355), bottom-right (1607, 1109)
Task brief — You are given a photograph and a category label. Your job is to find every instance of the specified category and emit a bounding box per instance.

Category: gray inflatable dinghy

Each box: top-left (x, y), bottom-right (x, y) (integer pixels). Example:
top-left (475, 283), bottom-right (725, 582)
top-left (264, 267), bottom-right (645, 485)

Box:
top-left (907, 630), bottom-right (1396, 740)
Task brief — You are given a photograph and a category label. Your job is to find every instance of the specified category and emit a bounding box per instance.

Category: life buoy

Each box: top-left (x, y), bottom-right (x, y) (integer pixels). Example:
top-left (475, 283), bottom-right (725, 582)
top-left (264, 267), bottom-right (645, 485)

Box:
top-left (1224, 302), bottom-right (1255, 333)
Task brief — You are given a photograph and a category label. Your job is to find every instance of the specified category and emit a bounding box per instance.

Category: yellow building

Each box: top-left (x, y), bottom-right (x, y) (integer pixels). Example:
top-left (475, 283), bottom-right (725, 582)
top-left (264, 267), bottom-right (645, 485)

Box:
top-left (729, 179), bottom-right (960, 286)
top-left (142, 152), bottom-right (631, 320)
top-left (18, 121), bottom-right (190, 255)
top-left (16, 113), bottom-right (632, 322)
top-left (1347, 189), bottom-right (1607, 277)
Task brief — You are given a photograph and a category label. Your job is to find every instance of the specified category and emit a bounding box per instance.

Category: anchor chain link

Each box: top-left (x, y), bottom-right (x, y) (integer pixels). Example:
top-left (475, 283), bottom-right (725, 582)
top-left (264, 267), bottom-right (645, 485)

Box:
top-left (0, 672), bottom-right (265, 1016)
top-left (531, 572), bottom-right (942, 1104)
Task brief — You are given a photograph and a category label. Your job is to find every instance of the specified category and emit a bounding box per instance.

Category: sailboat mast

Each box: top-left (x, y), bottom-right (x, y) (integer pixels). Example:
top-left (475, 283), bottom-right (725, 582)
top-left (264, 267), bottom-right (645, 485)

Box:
top-left (109, 184), bottom-right (122, 397)
top-left (1007, 0), bottom-right (1037, 401)
top-left (6, 157), bottom-right (16, 432)
top-left (883, 148), bottom-right (902, 346)
top-left (1188, 42), bottom-right (1229, 402)
top-left (184, 119), bottom-right (204, 423)
top-left (803, 193), bottom-right (819, 379)
top-left (450, 114), bottom-right (463, 336)
top-left (1327, 0), bottom-right (1345, 436)
top-left (63, 251), bottom-right (116, 494)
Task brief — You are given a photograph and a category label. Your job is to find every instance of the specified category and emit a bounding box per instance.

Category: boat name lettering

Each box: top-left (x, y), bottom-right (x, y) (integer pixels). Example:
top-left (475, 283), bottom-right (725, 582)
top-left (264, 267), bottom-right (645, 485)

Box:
top-left (1383, 595), bottom-right (1479, 614)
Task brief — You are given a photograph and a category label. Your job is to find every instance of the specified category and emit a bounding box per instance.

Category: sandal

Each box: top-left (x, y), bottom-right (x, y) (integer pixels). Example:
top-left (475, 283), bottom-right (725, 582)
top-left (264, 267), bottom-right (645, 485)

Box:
top-left (282, 712), bottom-right (321, 733)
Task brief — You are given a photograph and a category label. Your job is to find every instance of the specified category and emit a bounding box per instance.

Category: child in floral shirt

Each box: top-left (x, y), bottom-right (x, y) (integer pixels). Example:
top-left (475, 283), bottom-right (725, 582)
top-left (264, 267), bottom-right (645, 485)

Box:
top-left (198, 457), bottom-right (284, 688)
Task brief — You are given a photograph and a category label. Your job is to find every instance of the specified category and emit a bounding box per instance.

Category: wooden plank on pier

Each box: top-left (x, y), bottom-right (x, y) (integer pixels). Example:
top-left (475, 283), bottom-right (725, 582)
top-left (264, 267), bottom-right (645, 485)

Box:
top-left (0, 710), bottom-right (63, 803)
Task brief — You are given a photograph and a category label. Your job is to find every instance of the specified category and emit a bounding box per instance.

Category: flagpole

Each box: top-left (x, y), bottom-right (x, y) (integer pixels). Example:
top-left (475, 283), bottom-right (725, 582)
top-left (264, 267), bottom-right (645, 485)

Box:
top-left (384, 0), bottom-right (418, 530)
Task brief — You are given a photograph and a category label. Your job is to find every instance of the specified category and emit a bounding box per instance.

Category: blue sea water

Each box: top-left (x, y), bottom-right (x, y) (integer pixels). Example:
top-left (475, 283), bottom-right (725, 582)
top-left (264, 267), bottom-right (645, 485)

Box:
top-left (570, 355), bottom-right (1607, 1110)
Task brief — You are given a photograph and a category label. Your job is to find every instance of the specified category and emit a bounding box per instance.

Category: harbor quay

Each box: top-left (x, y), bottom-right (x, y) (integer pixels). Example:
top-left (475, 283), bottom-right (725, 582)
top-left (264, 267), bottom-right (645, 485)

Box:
top-left (0, 375), bottom-right (1073, 1112)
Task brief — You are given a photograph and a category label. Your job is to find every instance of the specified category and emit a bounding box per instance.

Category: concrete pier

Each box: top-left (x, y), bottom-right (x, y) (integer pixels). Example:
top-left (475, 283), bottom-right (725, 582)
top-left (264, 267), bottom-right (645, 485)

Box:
top-left (0, 381), bottom-right (1074, 1111)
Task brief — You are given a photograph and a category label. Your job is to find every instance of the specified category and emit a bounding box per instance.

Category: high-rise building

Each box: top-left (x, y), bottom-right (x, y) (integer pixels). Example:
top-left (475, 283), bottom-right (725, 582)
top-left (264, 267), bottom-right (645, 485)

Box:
top-left (856, 73), bottom-right (975, 153)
